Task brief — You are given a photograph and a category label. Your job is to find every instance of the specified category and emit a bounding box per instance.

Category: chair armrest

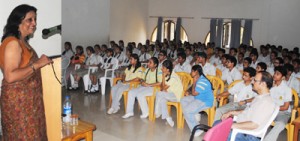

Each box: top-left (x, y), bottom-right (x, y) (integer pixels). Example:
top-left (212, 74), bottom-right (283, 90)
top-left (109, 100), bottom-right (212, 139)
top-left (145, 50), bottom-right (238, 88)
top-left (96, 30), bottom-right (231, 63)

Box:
top-left (113, 77), bottom-right (122, 85)
top-left (290, 108), bottom-right (297, 122)
top-left (219, 95), bottom-right (230, 107)
top-left (189, 124), bottom-right (211, 141)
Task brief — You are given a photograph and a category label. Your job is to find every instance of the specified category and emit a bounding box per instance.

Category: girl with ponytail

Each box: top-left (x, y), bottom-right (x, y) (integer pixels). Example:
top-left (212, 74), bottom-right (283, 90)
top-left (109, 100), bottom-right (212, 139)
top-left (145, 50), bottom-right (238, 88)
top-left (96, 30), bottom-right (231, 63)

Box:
top-left (107, 54), bottom-right (143, 114)
top-left (181, 65), bottom-right (213, 137)
top-left (122, 57), bottom-right (162, 119)
top-left (154, 60), bottom-right (183, 127)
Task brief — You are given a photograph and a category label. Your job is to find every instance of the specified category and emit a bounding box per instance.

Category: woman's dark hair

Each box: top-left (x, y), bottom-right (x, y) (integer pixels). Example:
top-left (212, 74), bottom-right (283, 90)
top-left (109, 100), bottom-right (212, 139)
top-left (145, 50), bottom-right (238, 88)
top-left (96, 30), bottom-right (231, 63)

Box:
top-left (128, 54), bottom-right (141, 73)
top-left (162, 60), bottom-right (173, 81)
top-left (145, 57), bottom-right (159, 82)
top-left (191, 65), bottom-right (213, 90)
top-left (86, 46), bottom-right (95, 53)
top-left (76, 45), bottom-right (84, 55)
top-left (2, 4), bottom-right (37, 42)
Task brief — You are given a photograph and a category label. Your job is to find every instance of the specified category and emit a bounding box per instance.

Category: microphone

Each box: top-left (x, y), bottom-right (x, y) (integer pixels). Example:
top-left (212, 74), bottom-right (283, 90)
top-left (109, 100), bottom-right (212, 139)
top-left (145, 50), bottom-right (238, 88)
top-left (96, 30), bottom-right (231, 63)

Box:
top-left (42, 25), bottom-right (61, 36)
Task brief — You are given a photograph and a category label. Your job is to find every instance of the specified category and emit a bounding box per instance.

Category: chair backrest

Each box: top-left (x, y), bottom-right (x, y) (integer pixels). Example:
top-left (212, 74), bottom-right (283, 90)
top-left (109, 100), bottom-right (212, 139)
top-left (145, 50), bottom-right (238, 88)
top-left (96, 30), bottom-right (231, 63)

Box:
top-left (291, 89), bottom-right (299, 109)
top-left (206, 75), bottom-right (224, 96)
top-left (203, 118), bottom-right (233, 141)
top-left (228, 80), bottom-right (243, 89)
top-left (88, 66), bottom-right (98, 75)
top-left (176, 72), bottom-right (193, 98)
top-left (230, 106), bottom-right (280, 141)
top-left (216, 68), bottom-right (222, 78)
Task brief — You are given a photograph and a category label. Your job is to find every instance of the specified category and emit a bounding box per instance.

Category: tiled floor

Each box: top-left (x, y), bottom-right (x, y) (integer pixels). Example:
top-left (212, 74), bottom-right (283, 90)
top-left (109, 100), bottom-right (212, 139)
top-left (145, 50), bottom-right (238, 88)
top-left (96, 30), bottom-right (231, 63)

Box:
top-left (62, 83), bottom-right (288, 141)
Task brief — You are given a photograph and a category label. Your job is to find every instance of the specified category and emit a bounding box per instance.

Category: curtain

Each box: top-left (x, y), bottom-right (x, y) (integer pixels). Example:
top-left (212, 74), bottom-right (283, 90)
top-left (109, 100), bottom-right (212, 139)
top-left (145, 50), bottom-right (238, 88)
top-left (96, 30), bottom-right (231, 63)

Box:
top-left (156, 17), bottom-right (163, 42)
top-left (216, 19), bottom-right (223, 47)
top-left (209, 19), bottom-right (217, 44)
top-left (175, 17), bottom-right (182, 43)
top-left (242, 20), bottom-right (253, 46)
top-left (230, 19), bottom-right (241, 48)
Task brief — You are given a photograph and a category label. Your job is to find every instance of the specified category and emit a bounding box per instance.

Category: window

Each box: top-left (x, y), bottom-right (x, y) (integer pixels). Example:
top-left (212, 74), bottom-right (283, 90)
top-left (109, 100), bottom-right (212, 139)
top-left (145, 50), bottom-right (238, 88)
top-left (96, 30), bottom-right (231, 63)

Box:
top-left (205, 22), bottom-right (253, 48)
top-left (150, 20), bottom-right (188, 43)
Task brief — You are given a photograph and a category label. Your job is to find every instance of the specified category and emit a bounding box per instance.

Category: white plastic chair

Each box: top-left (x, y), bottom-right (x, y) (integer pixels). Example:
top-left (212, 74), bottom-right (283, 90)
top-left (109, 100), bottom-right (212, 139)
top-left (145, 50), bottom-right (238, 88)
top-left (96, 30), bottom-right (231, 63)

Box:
top-left (230, 106), bottom-right (280, 141)
top-left (83, 66), bottom-right (99, 91)
top-left (61, 57), bottom-right (70, 89)
top-left (99, 58), bottom-right (119, 95)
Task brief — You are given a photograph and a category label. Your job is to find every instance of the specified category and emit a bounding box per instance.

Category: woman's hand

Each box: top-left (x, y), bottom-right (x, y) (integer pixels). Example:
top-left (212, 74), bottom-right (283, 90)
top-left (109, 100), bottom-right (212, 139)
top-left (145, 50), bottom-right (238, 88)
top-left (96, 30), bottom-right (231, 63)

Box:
top-left (34, 54), bottom-right (52, 69)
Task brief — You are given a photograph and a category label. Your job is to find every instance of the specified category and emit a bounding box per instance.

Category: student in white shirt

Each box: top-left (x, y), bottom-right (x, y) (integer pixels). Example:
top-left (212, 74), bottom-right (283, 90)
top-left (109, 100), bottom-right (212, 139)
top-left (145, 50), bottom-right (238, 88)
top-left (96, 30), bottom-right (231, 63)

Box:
top-left (139, 45), bottom-right (151, 62)
top-left (284, 64), bottom-right (300, 95)
top-left (209, 47), bottom-right (220, 66)
top-left (69, 46), bottom-right (99, 90)
top-left (257, 46), bottom-right (270, 65)
top-left (122, 57), bottom-right (162, 119)
top-left (264, 66), bottom-right (292, 141)
top-left (113, 45), bottom-right (125, 63)
top-left (215, 67), bottom-right (257, 122)
top-left (250, 50), bottom-right (259, 68)
top-left (152, 44), bottom-right (161, 58)
top-left (62, 41), bottom-right (74, 60)
top-left (242, 57), bottom-right (252, 70)
top-left (185, 46), bottom-right (194, 63)
top-left (99, 44), bottom-right (108, 59)
top-left (256, 62), bottom-right (267, 73)
top-left (236, 52), bottom-right (244, 71)
top-left (173, 52), bottom-right (192, 73)
top-left (119, 49), bottom-right (131, 67)
top-left (229, 48), bottom-right (238, 59)
top-left (267, 57), bottom-right (284, 75)
top-left (158, 50), bottom-right (168, 68)
top-left (292, 59), bottom-right (300, 78)
top-left (93, 44), bottom-right (103, 65)
top-left (168, 45), bottom-right (177, 61)
top-left (222, 55), bottom-right (242, 84)
top-left (268, 51), bottom-right (278, 68)
top-left (196, 52), bottom-right (216, 76)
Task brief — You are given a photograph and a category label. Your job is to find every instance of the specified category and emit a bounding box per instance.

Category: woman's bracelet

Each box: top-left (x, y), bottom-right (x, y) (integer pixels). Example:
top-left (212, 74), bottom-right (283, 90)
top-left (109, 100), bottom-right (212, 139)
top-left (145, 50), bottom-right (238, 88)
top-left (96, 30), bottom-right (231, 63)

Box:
top-left (31, 64), bottom-right (36, 72)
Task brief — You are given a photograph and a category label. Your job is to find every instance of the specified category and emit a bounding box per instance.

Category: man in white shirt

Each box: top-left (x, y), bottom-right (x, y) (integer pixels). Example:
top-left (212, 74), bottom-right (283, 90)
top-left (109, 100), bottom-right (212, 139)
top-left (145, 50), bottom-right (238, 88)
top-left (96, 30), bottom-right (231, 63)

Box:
top-left (185, 46), bottom-right (194, 63)
top-left (292, 59), bottom-right (300, 78)
top-left (219, 71), bottom-right (276, 141)
top-left (173, 52), bottom-right (191, 73)
top-left (236, 52), bottom-right (244, 71)
top-left (196, 52), bottom-right (216, 76)
top-left (215, 67), bottom-right (257, 122)
top-left (216, 54), bottom-right (229, 77)
top-left (284, 64), bottom-right (300, 95)
top-left (222, 56), bottom-right (242, 84)
top-left (267, 57), bottom-right (284, 75)
top-left (209, 47), bottom-right (220, 66)
top-left (264, 66), bottom-right (292, 141)
top-left (250, 50), bottom-right (259, 68)
top-left (257, 46), bottom-right (270, 65)
top-left (256, 62), bottom-right (267, 73)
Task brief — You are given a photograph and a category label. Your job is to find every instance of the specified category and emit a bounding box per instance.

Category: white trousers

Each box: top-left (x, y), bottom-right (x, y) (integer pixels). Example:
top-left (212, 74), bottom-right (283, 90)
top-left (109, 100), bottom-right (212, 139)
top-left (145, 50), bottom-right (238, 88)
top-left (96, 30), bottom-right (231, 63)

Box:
top-left (125, 86), bottom-right (154, 115)
top-left (111, 83), bottom-right (130, 110)
top-left (155, 91), bottom-right (177, 119)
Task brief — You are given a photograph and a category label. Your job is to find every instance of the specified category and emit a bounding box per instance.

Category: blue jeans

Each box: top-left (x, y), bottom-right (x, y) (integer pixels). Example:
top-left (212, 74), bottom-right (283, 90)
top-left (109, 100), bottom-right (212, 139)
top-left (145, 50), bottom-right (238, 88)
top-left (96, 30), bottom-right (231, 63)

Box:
top-left (213, 120), bottom-right (260, 141)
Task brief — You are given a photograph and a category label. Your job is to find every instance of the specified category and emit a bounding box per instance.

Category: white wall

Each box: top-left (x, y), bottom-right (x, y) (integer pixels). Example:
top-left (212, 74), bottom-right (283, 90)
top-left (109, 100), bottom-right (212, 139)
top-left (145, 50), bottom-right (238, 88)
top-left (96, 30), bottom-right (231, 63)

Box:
top-left (62, 0), bottom-right (110, 48)
top-left (148, 0), bottom-right (300, 49)
top-left (110, 0), bottom-right (148, 44)
top-left (0, 1), bottom-right (61, 87)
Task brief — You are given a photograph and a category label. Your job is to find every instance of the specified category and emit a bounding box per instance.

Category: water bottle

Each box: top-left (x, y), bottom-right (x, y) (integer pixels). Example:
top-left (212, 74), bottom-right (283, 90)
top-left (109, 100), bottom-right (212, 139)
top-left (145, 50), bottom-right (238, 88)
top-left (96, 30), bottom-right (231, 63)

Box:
top-left (63, 96), bottom-right (72, 124)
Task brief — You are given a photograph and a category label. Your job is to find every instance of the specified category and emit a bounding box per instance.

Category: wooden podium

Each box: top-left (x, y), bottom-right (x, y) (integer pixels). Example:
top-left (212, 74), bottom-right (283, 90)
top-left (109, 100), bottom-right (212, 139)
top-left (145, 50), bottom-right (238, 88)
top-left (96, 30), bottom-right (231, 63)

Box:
top-left (41, 57), bottom-right (62, 141)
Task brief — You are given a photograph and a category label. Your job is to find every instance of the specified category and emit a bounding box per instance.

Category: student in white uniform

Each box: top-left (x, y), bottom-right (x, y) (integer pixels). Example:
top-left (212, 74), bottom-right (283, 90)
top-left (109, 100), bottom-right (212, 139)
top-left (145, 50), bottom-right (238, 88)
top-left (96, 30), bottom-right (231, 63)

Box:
top-left (256, 62), bottom-right (267, 73)
top-left (284, 64), bottom-right (300, 95)
top-left (155, 60), bottom-right (183, 127)
top-left (107, 54), bottom-right (144, 114)
top-left (158, 50), bottom-right (168, 68)
top-left (267, 57), bottom-right (284, 75)
top-left (122, 57), bottom-right (162, 119)
top-left (62, 41), bottom-right (74, 60)
top-left (229, 48), bottom-right (238, 60)
top-left (152, 44), bottom-right (161, 58)
top-left (113, 45), bottom-right (125, 63)
top-left (173, 52), bottom-right (192, 73)
top-left (215, 67), bottom-right (257, 122)
top-left (222, 56), bottom-right (242, 85)
top-left (139, 45), bottom-right (151, 63)
top-left (242, 57), bottom-right (252, 70)
top-left (196, 52), bottom-right (216, 76)
top-left (292, 59), bottom-right (300, 78)
top-left (69, 46), bottom-right (99, 90)
top-left (209, 47), bottom-right (220, 66)
top-left (185, 46), bottom-right (194, 63)
top-left (250, 50), bottom-right (259, 68)
top-left (257, 46), bottom-right (270, 65)
top-left (264, 66), bottom-right (292, 141)
top-left (236, 52), bottom-right (244, 71)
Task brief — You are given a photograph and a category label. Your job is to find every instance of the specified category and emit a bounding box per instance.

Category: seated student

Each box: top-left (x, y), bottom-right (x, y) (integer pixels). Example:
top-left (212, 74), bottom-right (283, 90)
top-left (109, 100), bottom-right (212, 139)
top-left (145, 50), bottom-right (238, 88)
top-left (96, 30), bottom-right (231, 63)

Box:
top-left (94, 44), bottom-right (103, 65)
top-left (284, 56), bottom-right (292, 65)
top-left (69, 46), bottom-right (98, 90)
top-left (139, 45), bottom-right (151, 63)
top-left (107, 54), bottom-right (143, 114)
top-left (267, 57), bottom-right (284, 75)
top-left (264, 66), bottom-right (292, 141)
top-left (62, 41), bottom-right (74, 60)
top-left (292, 59), bottom-right (300, 78)
top-left (242, 57), bottom-right (252, 70)
top-left (215, 67), bottom-right (257, 122)
top-left (122, 57), bottom-right (162, 119)
top-left (229, 48), bottom-right (238, 59)
top-left (256, 62), bottom-right (267, 72)
top-left (173, 52), bottom-right (192, 73)
top-left (257, 46), bottom-right (271, 65)
top-left (217, 54), bottom-right (230, 75)
top-left (181, 65), bottom-right (214, 137)
top-left (87, 48), bottom-right (117, 93)
top-left (284, 64), bottom-right (300, 95)
top-left (119, 49), bottom-right (131, 68)
top-left (113, 45), bottom-right (125, 64)
top-left (196, 52), bottom-right (216, 76)
top-left (268, 51), bottom-right (278, 68)
top-left (209, 47), bottom-right (220, 66)
top-left (99, 44), bottom-right (108, 59)
top-left (168, 44), bottom-right (177, 61)
top-left (216, 71), bottom-right (276, 141)
top-left (152, 44), bottom-right (161, 58)
top-left (185, 46), bottom-right (194, 63)
top-left (158, 50), bottom-right (168, 68)
top-left (250, 50), bottom-right (259, 68)
top-left (236, 52), bottom-right (244, 72)
top-left (190, 52), bottom-right (200, 66)
top-left (222, 56), bottom-right (242, 85)
top-left (155, 60), bottom-right (183, 127)
top-left (70, 45), bottom-right (85, 65)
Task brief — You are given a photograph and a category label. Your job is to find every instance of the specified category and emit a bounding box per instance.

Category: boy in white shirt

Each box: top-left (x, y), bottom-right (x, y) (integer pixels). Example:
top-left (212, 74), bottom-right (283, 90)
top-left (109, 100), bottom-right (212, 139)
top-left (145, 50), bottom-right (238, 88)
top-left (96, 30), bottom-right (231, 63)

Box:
top-left (173, 52), bottom-right (191, 73)
top-left (209, 47), bottom-right (220, 66)
top-left (250, 50), bottom-right (259, 68)
top-left (139, 45), bottom-right (151, 62)
top-left (256, 62), bottom-right (267, 73)
top-left (257, 46), bottom-right (270, 65)
top-left (196, 52), bottom-right (216, 76)
top-left (236, 52), bottom-right (244, 71)
top-left (264, 66), bottom-right (292, 141)
top-left (284, 64), bottom-right (300, 95)
top-left (214, 67), bottom-right (257, 122)
top-left (292, 59), bottom-right (300, 78)
top-left (222, 55), bottom-right (242, 84)
top-left (185, 46), bottom-right (194, 63)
